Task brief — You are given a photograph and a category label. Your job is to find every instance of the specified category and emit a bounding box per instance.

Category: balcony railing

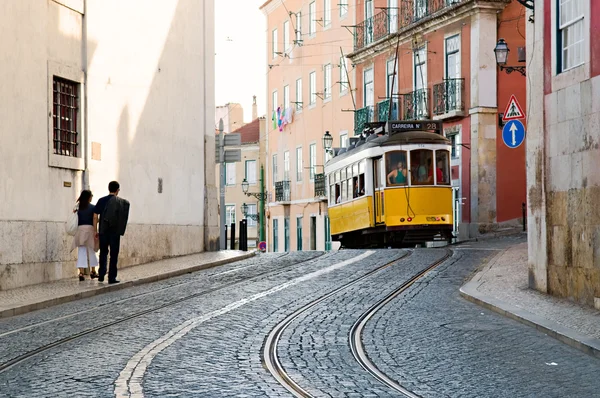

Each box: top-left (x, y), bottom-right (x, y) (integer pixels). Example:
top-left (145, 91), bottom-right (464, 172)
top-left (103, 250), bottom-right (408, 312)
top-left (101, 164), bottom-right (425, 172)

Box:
top-left (275, 180), bottom-right (290, 202)
top-left (314, 173), bottom-right (326, 197)
top-left (433, 78), bottom-right (465, 117)
top-left (401, 89), bottom-right (430, 120)
top-left (354, 0), bottom-right (465, 51)
top-left (354, 105), bottom-right (373, 135)
top-left (354, 11), bottom-right (389, 50)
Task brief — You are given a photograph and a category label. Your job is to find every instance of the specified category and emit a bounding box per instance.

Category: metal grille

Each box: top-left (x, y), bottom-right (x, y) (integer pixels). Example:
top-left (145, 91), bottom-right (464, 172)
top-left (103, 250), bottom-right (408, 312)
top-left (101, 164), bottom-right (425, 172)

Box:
top-left (53, 77), bottom-right (79, 157)
top-left (433, 78), bottom-right (465, 116)
top-left (275, 180), bottom-right (291, 202)
top-left (314, 173), bottom-right (326, 197)
top-left (354, 106), bottom-right (371, 136)
top-left (377, 99), bottom-right (390, 122)
top-left (401, 88), bottom-right (429, 120)
top-left (354, 11), bottom-right (389, 50)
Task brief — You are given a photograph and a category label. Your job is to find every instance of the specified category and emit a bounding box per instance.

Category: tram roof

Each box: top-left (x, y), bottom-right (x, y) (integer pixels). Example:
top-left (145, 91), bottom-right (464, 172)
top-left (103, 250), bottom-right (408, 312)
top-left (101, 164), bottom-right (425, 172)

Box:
top-left (325, 128), bottom-right (450, 168)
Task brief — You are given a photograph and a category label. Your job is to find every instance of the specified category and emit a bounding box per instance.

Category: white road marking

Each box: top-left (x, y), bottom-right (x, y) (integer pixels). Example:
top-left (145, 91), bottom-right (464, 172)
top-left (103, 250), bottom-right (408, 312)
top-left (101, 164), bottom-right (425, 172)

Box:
top-left (114, 251), bottom-right (374, 398)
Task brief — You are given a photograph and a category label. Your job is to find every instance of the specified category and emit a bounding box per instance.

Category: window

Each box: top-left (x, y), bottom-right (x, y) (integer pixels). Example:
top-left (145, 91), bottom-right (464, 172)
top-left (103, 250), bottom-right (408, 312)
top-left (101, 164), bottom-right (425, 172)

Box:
top-left (283, 21), bottom-right (290, 53)
top-left (340, 133), bottom-right (348, 148)
top-left (284, 151), bottom-right (290, 180)
top-left (272, 90), bottom-right (278, 114)
top-left (415, 0), bottom-right (427, 20)
top-left (386, 59), bottom-right (397, 97)
top-left (414, 47), bottom-right (428, 119)
top-left (309, 1), bottom-right (316, 36)
top-left (52, 77), bottom-right (80, 157)
top-left (284, 217), bottom-right (290, 251)
top-left (295, 78), bottom-right (303, 111)
top-left (324, 64), bottom-right (332, 99)
top-left (559, 0), bottom-right (584, 72)
top-left (410, 149), bottom-right (434, 185)
top-left (365, 0), bottom-right (374, 44)
top-left (340, 57), bottom-right (349, 93)
top-left (309, 71), bottom-right (317, 105)
top-left (283, 85), bottom-right (290, 109)
top-left (445, 35), bottom-right (460, 79)
top-left (272, 154), bottom-right (278, 184)
top-left (385, 151), bottom-right (408, 186)
top-left (388, 0), bottom-right (398, 33)
top-left (435, 150), bottom-right (451, 185)
top-left (340, 0), bottom-right (348, 17)
top-left (272, 28), bottom-right (278, 58)
top-left (247, 204), bottom-right (257, 227)
top-left (448, 133), bottom-right (459, 159)
top-left (364, 68), bottom-right (374, 116)
top-left (245, 160), bottom-right (257, 184)
top-left (297, 216), bottom-right (303, 251)
top-left (225, 162), bottom-right (236, 185)
top-left (309, 143), bottom-right (316, 180)
top-left (296, 12), bottom-right (302, 43)
top-left (226, 205), bottom-right (236, 226)
top-left (324, 0), bottom-right (331, 27)
top-left (273, 219), bottom-right (279, 252)
top-left (296, 147), bottom-right (303, 182)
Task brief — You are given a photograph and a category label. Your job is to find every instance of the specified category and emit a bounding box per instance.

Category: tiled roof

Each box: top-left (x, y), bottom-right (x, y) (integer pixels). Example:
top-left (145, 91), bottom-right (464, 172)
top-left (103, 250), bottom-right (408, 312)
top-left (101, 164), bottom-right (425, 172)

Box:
top-left (231, 118), bottom-right (260, 144)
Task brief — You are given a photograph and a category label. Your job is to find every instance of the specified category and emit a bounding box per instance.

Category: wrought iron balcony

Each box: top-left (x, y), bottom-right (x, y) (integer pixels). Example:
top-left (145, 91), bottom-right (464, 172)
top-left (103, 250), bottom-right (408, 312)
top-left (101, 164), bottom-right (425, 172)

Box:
top-left (275, 180), bottom-right (291, 202)
top-left (401, 89), bottom-right (430, 120)
top-left (377, 99), bottom-right (390, 122)
top-left (433, 78), bottom-right (465, 118)
top-left (354, 11), bottom-right (389, 50)
top-left (354, 106), bottom-right (373, 136)
top-left (314, 173), bottom-right (326, 198)
top-left (354, 1), bottom-right (466, 51)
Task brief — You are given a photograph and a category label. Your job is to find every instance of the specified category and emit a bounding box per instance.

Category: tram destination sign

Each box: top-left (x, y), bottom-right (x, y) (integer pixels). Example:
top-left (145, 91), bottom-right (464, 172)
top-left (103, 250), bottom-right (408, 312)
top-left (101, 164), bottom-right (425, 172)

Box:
top-left (387, 120), bottom-right (443, 134)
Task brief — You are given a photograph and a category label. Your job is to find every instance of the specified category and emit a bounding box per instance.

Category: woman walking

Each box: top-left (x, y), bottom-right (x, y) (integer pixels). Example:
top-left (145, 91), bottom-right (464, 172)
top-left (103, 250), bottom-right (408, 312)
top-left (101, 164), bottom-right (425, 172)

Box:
top-left (71, 190), bottom-right (99, 281)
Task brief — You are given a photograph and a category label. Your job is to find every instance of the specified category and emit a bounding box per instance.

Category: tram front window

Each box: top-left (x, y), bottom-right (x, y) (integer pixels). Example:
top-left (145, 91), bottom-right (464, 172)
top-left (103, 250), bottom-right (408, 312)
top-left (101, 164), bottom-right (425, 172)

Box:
top-left (436, 150), bottom-right (451, 185)
top-left (386, 151), bottom-right (408, 186)
top-left (410, 149), bottom-right (434, 185)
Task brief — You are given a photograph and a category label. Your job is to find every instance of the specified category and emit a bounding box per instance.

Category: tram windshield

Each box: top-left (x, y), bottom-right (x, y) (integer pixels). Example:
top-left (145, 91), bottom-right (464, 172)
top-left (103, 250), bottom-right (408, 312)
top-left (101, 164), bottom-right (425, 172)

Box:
top-left (385, 151), bottom-right (408, 186)
top-left (436, 150), bottom-right (451, 185)
top-left (410, 149), bottom-right (434, 185)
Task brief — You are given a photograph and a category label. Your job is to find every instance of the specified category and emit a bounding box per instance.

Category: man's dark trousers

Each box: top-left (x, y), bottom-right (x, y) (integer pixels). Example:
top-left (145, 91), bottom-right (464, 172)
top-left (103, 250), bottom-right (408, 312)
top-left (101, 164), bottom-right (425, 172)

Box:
top-left (99, 232), bottom-right (121, 282)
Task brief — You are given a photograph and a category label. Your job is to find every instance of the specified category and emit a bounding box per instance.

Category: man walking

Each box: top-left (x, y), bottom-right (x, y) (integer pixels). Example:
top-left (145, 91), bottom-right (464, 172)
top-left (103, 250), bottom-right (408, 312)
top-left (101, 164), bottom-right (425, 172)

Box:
top-left (93, 181), bottom-right (130, 284)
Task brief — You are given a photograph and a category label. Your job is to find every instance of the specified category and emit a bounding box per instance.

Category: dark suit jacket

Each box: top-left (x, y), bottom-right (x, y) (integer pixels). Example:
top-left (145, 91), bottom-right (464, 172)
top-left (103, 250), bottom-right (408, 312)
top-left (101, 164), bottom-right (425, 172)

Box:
top-left (100, 196), bottom-right (130, 236)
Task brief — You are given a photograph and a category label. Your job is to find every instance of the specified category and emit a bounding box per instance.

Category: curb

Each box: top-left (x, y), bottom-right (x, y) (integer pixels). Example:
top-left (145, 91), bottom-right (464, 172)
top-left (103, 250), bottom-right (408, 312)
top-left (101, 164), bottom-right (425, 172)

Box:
top-left (460, 274), bottom-right (600, 359)
top-left (450, 229), bottom-right (526, 247)
top-left (0, 251), bottom-right (256, 319)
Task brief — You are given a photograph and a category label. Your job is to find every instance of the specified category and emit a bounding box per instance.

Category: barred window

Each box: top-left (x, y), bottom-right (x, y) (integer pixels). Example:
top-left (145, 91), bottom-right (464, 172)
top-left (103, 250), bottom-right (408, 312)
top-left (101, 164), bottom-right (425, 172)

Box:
top-left (53, 77), bottom-right (79, 157)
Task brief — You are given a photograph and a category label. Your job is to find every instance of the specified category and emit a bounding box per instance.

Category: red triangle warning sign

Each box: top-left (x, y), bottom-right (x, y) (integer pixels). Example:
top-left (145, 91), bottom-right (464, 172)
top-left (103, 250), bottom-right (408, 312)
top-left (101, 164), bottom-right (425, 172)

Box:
top-left (503, 95), bottom-right (525, 121)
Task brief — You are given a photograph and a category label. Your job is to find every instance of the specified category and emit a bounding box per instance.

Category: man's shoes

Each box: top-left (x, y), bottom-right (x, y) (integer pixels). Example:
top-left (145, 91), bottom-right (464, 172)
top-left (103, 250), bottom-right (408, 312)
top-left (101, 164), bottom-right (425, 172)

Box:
top-left (108, 280), bottom-right (120, 284)
top-left (98, 276), bottom-right (105, 282)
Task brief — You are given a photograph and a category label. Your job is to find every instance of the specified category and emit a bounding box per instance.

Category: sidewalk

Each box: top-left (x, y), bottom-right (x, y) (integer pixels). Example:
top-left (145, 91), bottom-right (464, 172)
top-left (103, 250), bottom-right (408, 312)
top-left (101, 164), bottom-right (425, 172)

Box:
top-left (0, 250), bottom-right (255, 319)
top-left (460, 239), bottom-right (600, 358)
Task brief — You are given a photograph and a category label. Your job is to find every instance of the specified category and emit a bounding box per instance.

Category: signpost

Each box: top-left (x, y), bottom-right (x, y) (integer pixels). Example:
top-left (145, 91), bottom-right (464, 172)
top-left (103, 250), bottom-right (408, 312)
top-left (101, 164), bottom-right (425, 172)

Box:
top-left (502, 119), bottom-right (526, 148)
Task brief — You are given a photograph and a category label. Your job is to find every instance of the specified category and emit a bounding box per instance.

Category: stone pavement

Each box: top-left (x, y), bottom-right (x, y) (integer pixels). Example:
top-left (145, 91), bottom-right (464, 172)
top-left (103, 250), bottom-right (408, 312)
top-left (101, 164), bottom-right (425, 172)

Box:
top-left (0, 250), bottom-right (255, 319)
top-left (460, 234), bottom-right (600, 358)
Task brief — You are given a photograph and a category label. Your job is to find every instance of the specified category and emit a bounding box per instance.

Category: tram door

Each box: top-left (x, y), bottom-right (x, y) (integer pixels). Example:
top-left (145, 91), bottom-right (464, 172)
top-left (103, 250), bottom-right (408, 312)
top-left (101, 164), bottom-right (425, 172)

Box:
top-left (373, 157), bottom-right (384, 224)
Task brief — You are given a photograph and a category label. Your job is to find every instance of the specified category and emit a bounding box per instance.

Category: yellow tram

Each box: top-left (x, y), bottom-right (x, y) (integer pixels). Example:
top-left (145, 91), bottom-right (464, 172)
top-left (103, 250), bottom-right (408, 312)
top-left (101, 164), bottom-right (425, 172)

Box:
top-left (324, 120), bottom-right (454, 248)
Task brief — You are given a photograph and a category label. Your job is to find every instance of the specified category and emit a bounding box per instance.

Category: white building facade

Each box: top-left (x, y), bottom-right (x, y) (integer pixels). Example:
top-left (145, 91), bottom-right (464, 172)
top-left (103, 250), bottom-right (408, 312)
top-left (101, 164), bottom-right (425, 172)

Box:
top-left (0, 0), bottom-right (216, 290)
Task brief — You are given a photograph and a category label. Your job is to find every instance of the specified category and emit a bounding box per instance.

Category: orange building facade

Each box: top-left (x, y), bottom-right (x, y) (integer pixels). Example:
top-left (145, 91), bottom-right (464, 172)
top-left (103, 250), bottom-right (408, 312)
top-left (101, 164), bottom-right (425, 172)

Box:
top-left (260, 0), bottom-right (355, 251)
top-left (349, 0), bottom-right (528, 239)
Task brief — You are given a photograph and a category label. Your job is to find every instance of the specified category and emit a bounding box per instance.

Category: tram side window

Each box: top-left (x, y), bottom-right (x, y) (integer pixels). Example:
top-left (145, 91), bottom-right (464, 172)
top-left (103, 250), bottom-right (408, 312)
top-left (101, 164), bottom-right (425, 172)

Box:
top-left (386, 151), bottom-right (408, 186)
top-left (410, 149), bottom-right (435, 185)
top-left (352, 175), bottom-right (365, 198)
top-left (341, 179), bottom-right (347, 202)
top-left (435, 150), bottom-right (451, 185)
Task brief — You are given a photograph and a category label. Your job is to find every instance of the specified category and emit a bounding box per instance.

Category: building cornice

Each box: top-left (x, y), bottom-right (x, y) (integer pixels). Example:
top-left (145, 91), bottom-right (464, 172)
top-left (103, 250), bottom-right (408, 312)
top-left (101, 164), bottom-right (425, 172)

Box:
top-left (260, 0), bottom-right (283, 16)
top-left (348, 0), bottom-right (509, 64)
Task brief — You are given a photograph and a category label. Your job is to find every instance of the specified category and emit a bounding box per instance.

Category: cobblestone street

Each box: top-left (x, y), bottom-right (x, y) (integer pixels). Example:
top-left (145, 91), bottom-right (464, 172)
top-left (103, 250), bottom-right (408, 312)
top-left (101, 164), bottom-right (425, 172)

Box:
top-left (1, 238), bottom-right (599, 397)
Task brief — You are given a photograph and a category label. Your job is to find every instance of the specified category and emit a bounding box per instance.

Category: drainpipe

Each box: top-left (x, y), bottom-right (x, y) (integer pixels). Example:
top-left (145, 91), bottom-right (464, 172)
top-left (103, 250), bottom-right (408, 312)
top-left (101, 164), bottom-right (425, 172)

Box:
top-left (81, 0), bottom-right (90, 189)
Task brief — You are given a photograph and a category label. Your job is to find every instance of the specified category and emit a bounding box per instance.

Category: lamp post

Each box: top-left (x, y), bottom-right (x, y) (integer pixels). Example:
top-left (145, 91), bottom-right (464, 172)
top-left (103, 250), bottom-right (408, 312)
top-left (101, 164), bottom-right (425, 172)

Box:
top-left (494, 38), bottom-right (526, 76)
top-left (322, 130), bottom-right (333, 154)
top-left (241, 165), bottom-right (267, 242)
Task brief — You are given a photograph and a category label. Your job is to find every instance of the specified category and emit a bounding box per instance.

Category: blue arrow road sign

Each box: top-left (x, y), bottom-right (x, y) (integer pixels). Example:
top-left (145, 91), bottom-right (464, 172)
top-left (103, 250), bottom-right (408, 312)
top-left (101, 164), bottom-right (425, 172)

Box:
top-left (502, 120), bottom-right (526, 148)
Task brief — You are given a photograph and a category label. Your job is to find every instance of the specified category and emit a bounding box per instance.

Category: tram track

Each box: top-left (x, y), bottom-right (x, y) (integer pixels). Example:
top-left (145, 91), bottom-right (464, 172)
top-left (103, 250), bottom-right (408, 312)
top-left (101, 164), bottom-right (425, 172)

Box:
top-left (0, 252), bottom-right (325, 374)
top-left (263, 249), bottom-right (452, 398)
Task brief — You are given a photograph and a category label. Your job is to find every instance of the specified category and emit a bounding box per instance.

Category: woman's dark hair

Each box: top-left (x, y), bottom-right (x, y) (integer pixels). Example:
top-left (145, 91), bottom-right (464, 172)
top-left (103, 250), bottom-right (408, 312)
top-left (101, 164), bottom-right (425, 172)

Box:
top-left (77, 190), bottom-right (93, 210)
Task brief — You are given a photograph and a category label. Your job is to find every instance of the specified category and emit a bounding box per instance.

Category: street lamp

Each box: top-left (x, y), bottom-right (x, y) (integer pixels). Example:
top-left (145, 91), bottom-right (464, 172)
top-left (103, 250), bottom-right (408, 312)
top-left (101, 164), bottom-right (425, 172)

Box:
top-left (240, 166), bottom-right (267, 243)
top-left (494, 38), bottom-right (526, 76)
top-left (322, 130), bottom-right (333, 152)
top-left (242, 178), bottom-right (267, 201)
top-left (240, 202), bottom-right (259, 221)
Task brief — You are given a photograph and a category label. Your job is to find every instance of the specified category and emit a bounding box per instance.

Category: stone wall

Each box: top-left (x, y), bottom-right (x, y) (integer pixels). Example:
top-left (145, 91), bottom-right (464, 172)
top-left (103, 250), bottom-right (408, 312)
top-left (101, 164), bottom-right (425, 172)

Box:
top-left (0, 221), bottom-right (203, 291)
